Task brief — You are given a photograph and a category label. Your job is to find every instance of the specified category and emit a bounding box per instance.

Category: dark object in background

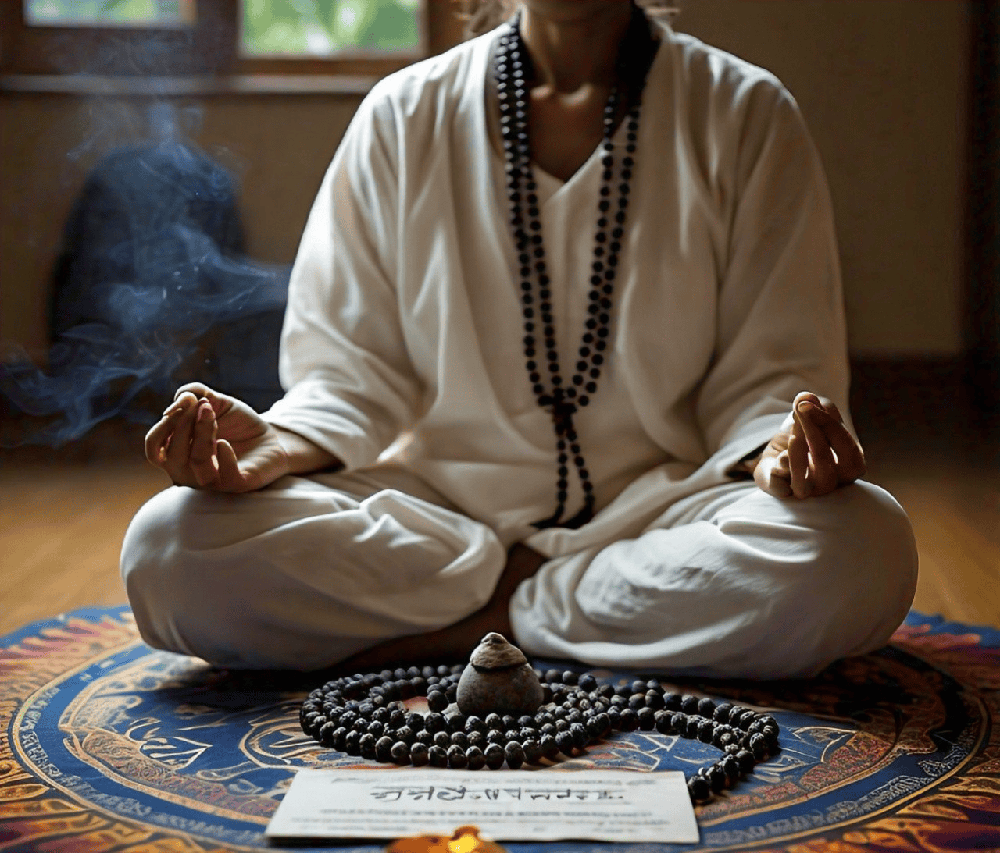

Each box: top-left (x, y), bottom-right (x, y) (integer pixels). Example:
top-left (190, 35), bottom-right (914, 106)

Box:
top-left (50, 141), bottom-right (247, 340)
top-left (49, 140), bottom-right (288, 413)
top-left (2, 139), bottom-right (289, 445)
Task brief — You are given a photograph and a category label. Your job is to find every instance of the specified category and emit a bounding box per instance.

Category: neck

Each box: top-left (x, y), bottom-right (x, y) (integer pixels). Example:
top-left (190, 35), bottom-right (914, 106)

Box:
top-left (519, 1), bottom-right (634, 93)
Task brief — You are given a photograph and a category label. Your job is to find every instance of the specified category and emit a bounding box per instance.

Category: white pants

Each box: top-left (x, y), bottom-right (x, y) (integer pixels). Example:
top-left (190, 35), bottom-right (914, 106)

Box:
top-left (120, 467), bottom-right (917, 679)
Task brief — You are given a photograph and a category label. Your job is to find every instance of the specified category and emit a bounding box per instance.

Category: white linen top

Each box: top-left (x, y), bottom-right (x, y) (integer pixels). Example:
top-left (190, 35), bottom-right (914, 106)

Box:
top-left (265, 21), bottom-right (849, 552)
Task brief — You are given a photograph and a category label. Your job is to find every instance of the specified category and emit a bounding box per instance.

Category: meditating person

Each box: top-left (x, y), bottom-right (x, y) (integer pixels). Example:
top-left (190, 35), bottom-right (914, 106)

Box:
top-left (121, 0), bottom-right (918, 679)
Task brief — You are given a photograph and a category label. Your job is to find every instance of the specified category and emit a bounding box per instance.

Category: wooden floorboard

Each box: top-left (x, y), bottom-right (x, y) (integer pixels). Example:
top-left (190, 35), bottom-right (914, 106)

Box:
top-left (2, 409), bottom-right (998, 638)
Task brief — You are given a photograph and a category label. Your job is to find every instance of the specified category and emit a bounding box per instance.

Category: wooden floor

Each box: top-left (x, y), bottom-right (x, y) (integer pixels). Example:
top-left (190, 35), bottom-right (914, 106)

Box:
top-left (1, 397), bottom-right (998, 638)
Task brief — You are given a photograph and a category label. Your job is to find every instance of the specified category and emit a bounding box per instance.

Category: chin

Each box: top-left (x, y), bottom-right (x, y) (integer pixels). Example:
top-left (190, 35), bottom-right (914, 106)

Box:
top-left (523, 0), bottom-right (631, 22)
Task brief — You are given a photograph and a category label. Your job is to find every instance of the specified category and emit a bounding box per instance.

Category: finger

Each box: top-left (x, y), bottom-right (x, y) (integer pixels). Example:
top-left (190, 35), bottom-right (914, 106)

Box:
top-left (145, 406), bottom-right (184, 466)
top-left (163, 394), bottom-right (198, 471)
top-left (812, 412), bottom-right (867, 482)
top-left (798, 398), bottom-right (867, 483)
top-left (793, 391), bottom-right (827, 420)
top-left (795, 401), bottom-right (838, 495)
top-left (754, 452), bottom-right (792, 498)
top-left (787, 424), bottom-right (811, 499)
top-left (215, 439), bottom-right (249, 492)
top-left (176, 383), bottom-right (234, 418)
top-left (766, 474), bottom-right (793, 498)
top-left (836, 437), bottom-right (866, 482)
top-left (767, 451), bottom-right (793, 498)
top-left (174, 382), bottom-right (216, 402)
top-left (188, 400), bottom-right (220, 487)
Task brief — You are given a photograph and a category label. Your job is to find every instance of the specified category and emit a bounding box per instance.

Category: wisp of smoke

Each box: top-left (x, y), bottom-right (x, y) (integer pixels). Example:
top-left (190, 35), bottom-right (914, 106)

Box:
top-left (2, 109), bottom-right (289, 447)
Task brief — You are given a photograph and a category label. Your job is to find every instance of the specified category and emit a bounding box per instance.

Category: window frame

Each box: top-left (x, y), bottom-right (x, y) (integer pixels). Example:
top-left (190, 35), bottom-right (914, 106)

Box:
top-left (1, 0), bottom-right (461, 79)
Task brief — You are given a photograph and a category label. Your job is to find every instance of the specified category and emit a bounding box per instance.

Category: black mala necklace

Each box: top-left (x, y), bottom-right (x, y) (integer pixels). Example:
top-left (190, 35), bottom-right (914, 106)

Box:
top-left (499, 5), bottom-right (659, 530)
top-left (299, 665), bottom-right (780, 805)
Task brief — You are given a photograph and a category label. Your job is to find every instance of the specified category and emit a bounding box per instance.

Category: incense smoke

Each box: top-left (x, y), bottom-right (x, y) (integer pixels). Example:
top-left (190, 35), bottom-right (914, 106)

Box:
top-left (1, 93), bottom-right (290, 447)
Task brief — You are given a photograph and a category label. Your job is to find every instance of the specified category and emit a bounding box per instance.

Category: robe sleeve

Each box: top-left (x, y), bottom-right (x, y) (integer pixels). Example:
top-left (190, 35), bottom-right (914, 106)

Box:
top-left (695, 79), bottom-right (851, 469)
top-left (263, 86), bottom-right (423, 471)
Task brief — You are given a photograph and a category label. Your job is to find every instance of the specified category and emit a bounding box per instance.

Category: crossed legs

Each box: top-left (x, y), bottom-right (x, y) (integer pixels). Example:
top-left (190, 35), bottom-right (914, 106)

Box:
top-left (121, 470), bottom-right (917, 678)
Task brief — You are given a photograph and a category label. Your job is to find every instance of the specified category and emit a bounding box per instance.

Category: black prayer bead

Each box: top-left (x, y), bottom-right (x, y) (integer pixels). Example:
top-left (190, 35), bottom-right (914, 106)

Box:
top-left (484, 743), bottom-right (506, 770)
top-left (708, 764), bottom-right (728, 793)
top-left (523, 739), bottom-right (544, 764)
top-left (721, 754), bottom-right (741, 784)
top-left (540, 733), bottom-right (559, 758)
top-left (359, 733), bottom-right (377, 759)
top-left (555, 730), bottom-right (576, 755)
top-left (698, 718), bottom-right (716, 743)
top-left (587, 712), bottom-right (612, 738)
top-left (318, 721), bottom-right (337, 747)
top-left (645, 690), bottom-right (665, 710)
top-left (619, 708), bottom-right (639, 731)
top-left (713, 702), bottom-right (733, 723)
top-left (637, 707), bottom-right (657, 730)
top-left (654, 711), bottom-right (672, 734)
top-left (425, 712), bottom-right (447, 733)
top-left (714, 729), bottom-right (736, 749)
top-left (505, 742), bottom-right (525, 769)
top-left (466, 745), bottom-right (486, 770)
top-left (447, 745), bottom-right (468, 769)
top-left (344, 730), bottom-right (362, 755)
top-left (375, 736), bottom-right (394, 763)
top-left (391, 741), bottom-right (410, 765)
top-left (409, 742), bottom-right (430, 766)
top-left (688, 774), bottom-right (711, 803)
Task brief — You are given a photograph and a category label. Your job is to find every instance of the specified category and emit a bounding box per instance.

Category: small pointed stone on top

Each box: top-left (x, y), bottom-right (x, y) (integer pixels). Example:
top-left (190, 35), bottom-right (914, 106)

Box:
top-left (469, 632), bottom-right (528, 669)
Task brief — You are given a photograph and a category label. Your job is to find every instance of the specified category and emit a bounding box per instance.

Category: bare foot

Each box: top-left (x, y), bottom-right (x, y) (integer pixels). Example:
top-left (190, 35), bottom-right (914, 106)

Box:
top-left (333, 543), bottom-right (547, 673)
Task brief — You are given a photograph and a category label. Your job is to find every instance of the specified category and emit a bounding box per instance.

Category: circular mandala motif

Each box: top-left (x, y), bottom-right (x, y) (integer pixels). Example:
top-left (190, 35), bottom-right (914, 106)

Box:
top-left (1, 608), bottom-right (997, 853)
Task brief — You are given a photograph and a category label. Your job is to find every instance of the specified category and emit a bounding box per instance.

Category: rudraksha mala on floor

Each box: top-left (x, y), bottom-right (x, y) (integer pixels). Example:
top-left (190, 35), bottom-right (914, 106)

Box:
top-left (299, 665), bottom-right (780, 805)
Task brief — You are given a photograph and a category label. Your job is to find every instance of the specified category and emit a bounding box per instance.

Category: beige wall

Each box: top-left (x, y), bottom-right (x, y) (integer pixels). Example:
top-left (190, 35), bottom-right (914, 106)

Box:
top-left (0, 0), bottom-right (971, 361)
top-left (674, 0), bottom-right (970, 355)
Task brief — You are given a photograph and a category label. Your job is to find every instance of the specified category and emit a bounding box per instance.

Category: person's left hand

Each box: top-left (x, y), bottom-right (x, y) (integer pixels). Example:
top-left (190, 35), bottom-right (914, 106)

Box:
top-left (752, 392), bottom-right (866, 499)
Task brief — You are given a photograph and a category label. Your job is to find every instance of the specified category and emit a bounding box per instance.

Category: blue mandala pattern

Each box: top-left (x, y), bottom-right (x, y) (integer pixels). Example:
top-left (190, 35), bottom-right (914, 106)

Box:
top-left (2, 608), bottom-right (998, 853)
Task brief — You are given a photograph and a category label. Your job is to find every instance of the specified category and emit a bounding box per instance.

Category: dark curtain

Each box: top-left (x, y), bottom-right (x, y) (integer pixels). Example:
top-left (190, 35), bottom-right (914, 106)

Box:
top-left (967, 0), bottom-right (1000, 418)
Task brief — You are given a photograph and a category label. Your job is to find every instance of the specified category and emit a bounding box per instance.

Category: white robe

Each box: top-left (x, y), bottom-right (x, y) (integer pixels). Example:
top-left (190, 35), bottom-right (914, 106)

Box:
top-left (263, 21), bottom-right (850, 555)
top-left (121, 23), bottom-right (918, 677)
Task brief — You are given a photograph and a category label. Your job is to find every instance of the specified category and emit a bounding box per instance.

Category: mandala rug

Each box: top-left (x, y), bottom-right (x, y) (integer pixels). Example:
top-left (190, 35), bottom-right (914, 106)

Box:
top-left (1, 607), bottom-right (998, 853)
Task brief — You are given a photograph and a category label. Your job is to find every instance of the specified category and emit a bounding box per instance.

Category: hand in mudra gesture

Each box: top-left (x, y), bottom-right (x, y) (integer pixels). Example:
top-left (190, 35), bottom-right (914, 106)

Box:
top-left (754, 392), bottom-right (866, 499)
top-left (145, 383), bottom-right (291, 492)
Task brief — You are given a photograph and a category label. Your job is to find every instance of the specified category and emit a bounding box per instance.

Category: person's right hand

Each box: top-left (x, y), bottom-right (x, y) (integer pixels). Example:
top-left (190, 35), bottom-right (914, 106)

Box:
top-left (145, 383), bottom-right (291, 492)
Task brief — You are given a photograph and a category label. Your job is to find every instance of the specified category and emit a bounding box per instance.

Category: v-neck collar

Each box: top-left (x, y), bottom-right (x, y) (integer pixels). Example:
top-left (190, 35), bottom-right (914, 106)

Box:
top-left (477, 20), bottom-right (667, 206)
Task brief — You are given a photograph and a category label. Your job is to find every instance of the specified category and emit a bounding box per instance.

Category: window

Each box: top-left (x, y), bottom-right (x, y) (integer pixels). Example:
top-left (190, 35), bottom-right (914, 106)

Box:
top-left (25, 1), bottom-right (197, 28)
top-left (243, 0), bottom-right (421, 57)
top-left (2, 1), bottom-right (460, 79)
